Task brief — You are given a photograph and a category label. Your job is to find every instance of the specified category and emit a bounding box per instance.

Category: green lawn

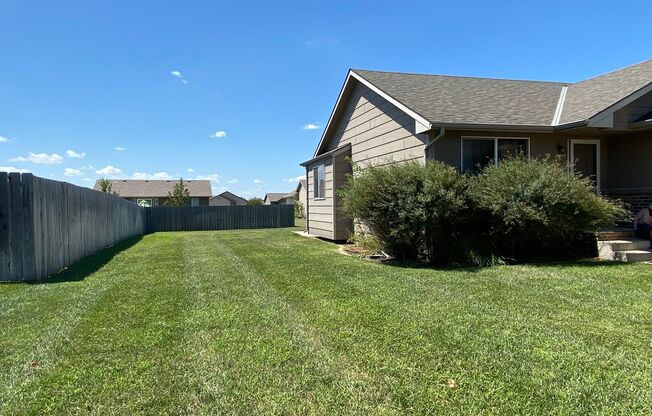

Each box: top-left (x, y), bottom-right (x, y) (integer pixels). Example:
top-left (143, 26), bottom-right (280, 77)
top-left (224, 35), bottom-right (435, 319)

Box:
top-left (1, 228), bottom-right (651, 415)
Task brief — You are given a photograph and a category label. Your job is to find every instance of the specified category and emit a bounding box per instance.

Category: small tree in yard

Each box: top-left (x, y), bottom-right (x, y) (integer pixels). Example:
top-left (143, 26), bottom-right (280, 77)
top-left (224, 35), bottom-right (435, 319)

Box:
top-left (98, 178), bottom-right (119, 195)
top-left (163, 178), bottom-right (190, 206)
top-left (248, 197), bottom-right (263, 206)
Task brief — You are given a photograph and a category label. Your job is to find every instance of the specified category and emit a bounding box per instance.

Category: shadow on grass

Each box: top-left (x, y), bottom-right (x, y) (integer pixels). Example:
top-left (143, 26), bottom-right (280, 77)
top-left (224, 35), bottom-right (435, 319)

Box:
top-left (30, 235), bottom-right (144, 285)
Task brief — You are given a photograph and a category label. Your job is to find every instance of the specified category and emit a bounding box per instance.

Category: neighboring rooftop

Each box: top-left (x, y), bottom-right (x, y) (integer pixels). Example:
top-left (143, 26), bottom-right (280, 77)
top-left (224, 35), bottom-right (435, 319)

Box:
top-left (211, 191), bottom-right (247, 204)
top-left (264, 192), bottom-right (294, 203)
top-left (93, 179), bottom-right (212, 197)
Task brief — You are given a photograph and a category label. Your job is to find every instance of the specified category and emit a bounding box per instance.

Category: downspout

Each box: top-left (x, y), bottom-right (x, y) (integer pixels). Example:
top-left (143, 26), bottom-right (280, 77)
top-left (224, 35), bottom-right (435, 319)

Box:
top-left (424, 127), bottom-right (446, 160)
top-left (304, 167), bottom-right (309, 232)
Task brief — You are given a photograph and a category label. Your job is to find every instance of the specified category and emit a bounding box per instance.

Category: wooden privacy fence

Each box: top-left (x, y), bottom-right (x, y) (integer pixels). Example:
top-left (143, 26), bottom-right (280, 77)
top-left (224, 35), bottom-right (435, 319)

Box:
top-left (145, 205), bottom-right (295, 232)
top-left (1, 173), bottom-right (295, 281)
top-left (0, 173), bottom-right (146, 282)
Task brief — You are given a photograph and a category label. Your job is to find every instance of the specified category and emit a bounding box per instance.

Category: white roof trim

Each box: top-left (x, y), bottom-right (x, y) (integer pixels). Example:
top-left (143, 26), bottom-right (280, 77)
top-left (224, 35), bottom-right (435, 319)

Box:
top-left (349, 71), bottom-right (432, 130)
top-left (551, 86), bottom-right (568, 126)
top-left (311, 70), bottom-right (432, 158)
top-left (587, 82), bottom-right (652, 127)
top-left (312, 71), bottom-right (355, 158)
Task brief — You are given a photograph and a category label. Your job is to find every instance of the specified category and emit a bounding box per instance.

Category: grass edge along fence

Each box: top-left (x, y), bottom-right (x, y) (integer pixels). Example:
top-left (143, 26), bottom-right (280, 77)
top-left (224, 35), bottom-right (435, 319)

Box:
top-left (1, 173), bottom-right (295, 282)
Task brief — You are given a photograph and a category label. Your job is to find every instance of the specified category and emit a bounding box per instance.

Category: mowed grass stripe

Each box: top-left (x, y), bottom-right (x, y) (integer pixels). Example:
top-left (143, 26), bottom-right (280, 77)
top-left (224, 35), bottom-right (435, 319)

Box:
top-left (177, 231), bottom-right (397, 414)
top-left (4, 233), bottom-right (195, 414)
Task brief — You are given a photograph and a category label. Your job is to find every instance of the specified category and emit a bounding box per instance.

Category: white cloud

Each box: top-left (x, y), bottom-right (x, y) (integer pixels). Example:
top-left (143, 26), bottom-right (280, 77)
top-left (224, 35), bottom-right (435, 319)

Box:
top-left (96, 165), bottom-right (122, 175)
top-left (253, 179), bottom-right (263, 185)
top-left (80, 165), bottom-right (95, 170)
top-left (81, 177), bottom-right (94, 182)
top-left (170, 70), bottom-right (188, 85)
top-left (195, 173), bottom-right (220, 183)
top-left (0, 166), bottom-right (30, 173)
top-left (187, 168), bottom-right (194, 173)
top-left (132, 171), bottom-right (173, 180)
top-left (302, 123), bottom-right (321, 130)
top-left (115, 146), bottom-right (126, 151)
top-left (0, 136), bottom-right (10, 143)
top-left (209, 130), bottom-right (227, 139)
top-left (66, 149), bottom-right (86, 159)
top-left (228, 178), bottom-right (239, 184)
top-left (9, 152), bottom-right (64, 164)
top-left (283, 175), bottom-right (304, 183)
top-left (64, 168), bottom-right (84, 177)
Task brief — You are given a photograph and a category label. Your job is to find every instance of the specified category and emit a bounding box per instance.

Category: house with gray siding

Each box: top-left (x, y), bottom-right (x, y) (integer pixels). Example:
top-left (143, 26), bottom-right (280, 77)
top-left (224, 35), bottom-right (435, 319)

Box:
top-left (301, 59), bottom-right (652, 241)
top-left (209, 191), bottom-right (247, 206)
top-left (93, 179), bottom-right (212, 207)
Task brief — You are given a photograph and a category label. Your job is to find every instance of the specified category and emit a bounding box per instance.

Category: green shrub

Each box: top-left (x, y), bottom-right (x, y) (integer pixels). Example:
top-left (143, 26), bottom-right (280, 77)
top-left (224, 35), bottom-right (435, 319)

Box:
top-left (294, 201), bottom-right (304, 218)
top-left (339, 161), bottom-right (467, 261)
top-left (467, 156), bottom-right (625, 260)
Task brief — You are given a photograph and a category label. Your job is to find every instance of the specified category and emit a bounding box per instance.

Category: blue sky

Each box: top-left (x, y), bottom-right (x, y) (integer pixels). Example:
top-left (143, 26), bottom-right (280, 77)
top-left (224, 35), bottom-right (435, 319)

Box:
top-left (1, 1), bottom-right (651, 198)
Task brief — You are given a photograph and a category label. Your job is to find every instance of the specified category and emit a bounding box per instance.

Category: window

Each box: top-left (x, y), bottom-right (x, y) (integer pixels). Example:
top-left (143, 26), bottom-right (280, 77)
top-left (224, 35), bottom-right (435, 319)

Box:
top-left (191, 197), bottom-right (199, 207)
top-left (312, 164), bottom-right (325, 199)
top-left (136, 198), bottom-right (152, 207)
top-left (462, 137), bottom-right (529, 173)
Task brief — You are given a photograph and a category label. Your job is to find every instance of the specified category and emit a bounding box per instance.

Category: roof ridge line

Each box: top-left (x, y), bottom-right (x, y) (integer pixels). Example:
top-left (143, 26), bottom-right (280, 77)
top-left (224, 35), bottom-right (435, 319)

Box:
top-left (352, 68), bottom-right (569, 85)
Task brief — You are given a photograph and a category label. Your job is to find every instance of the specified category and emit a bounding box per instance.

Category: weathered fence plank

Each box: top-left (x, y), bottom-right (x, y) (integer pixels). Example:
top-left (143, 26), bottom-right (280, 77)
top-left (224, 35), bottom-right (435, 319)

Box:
top-left (0, 172), bottom-right (10, 279)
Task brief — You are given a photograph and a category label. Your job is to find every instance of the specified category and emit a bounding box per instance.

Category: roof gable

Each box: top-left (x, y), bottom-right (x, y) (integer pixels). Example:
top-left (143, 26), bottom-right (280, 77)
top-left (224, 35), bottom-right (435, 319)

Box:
top-left (560, 59), bottom-right (652, 125)
top-left (353, 69), bottom-right (566, 127)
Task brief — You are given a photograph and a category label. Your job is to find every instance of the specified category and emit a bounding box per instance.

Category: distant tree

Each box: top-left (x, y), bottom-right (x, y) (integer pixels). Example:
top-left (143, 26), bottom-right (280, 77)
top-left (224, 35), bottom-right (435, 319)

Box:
top-left (248, 197), bottom-right (264, 206)
top-left (164, 178), bottom-right (191, 206)
top-left (98, 178), bottom-right (119, 195)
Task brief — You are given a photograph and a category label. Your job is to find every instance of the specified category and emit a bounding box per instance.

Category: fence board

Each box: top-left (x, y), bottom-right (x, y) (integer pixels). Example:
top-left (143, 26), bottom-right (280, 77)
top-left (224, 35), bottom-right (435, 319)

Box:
top-left (145, 204), bottom-right (294, 232)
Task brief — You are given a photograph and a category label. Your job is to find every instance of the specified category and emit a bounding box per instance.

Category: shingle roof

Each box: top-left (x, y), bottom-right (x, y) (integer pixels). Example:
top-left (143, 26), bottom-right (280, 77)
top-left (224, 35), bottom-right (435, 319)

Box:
top-left (264, 192), bottom-right (294, 203)
top-left (352, 69), bottom-right (567, 126)
top-left (559, 59), bottom-right (652, 124)
top-left (212, 191), bottom-right (247, 204)
top-left (93, 179), bottom-right (212, 197)
top-left (351, 59), bottom-right (652, 127)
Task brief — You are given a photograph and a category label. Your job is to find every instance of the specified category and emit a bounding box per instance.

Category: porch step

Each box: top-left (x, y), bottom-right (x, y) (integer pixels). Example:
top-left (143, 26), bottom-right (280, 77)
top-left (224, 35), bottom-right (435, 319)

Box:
top-left (598, 238), bottom-right (652, 262)
top-left (596, 227), bottom-right (635, 241)
top-left (613, 249), bottom-right (652, 263)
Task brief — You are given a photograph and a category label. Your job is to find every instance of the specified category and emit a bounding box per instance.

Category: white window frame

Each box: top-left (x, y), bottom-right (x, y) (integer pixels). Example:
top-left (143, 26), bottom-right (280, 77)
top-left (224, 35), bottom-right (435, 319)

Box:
top-left (136, 198), bottom-right (152, 207)
top-left (569, 139), bottom-right (601, 194)
top-left (312, 163), bottom-right (326, 200)
top-left (460, 136), bottom-right (531, 172)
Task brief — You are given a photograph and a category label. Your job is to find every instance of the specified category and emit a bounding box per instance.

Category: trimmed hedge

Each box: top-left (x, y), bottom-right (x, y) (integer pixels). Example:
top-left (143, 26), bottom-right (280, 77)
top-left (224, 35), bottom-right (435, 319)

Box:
top-left (340, 157), bottom-right (624, 265)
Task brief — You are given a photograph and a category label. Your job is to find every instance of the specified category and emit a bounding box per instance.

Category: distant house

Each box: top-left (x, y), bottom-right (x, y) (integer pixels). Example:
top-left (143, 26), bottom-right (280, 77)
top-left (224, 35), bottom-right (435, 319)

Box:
top-left (210, 191), bottom-right (247, 206)
top-left (93, 179), bottom-right (212, 207)
top-left (296, 179), bottom-right (307, 208)
top-left (263, 192), bottom-right (295, 205)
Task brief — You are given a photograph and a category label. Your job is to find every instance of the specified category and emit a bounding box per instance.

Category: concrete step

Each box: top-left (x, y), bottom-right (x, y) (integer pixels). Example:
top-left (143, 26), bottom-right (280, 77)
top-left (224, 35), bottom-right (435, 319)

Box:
top-left (612, 249), bottom-right (652, 263)
top-left (596, 228), bottom-right (635, 240)
top-left (598, 239), bottom-right (651, 252)
top-left (598, 238), bottom-right (652, 262)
